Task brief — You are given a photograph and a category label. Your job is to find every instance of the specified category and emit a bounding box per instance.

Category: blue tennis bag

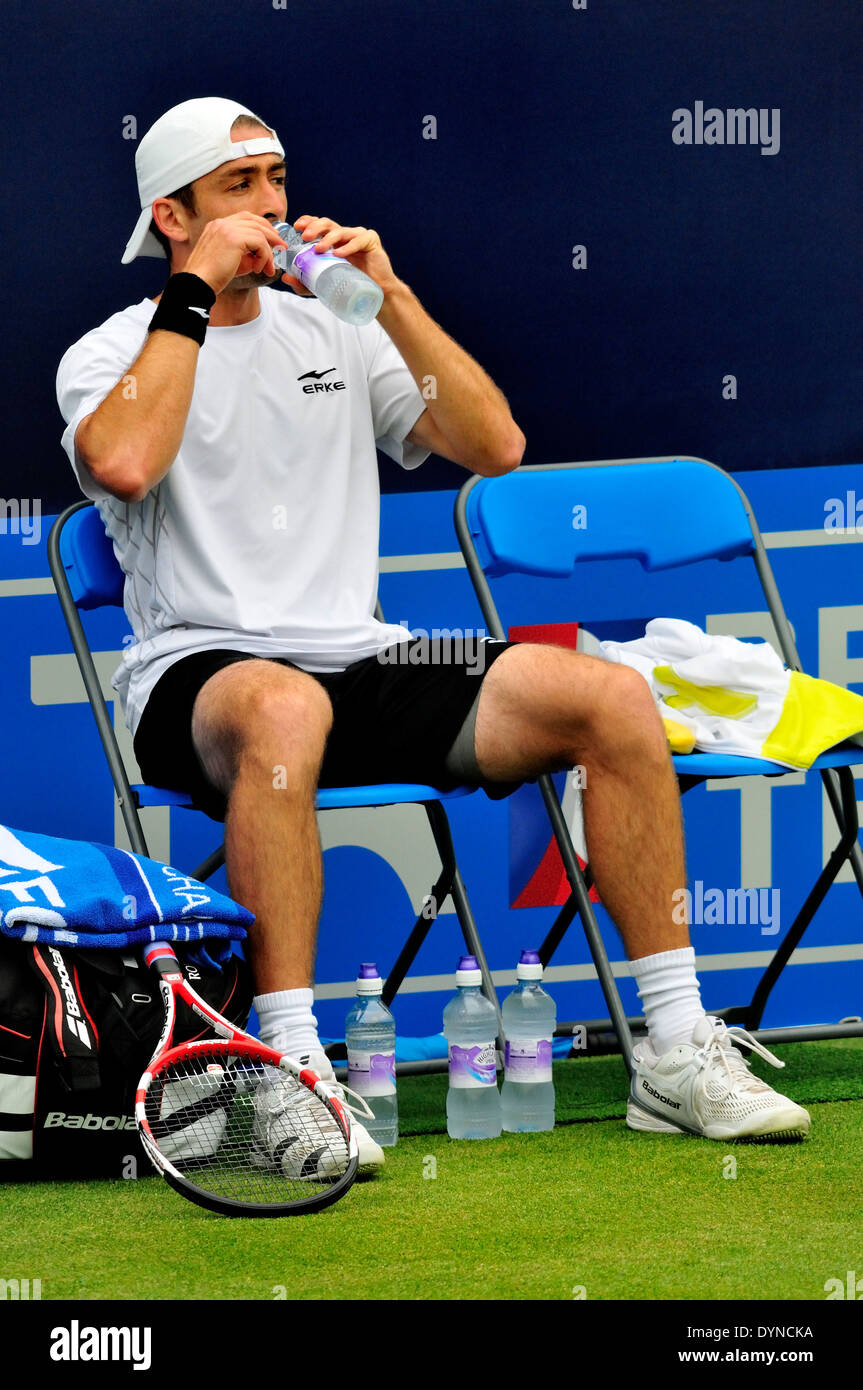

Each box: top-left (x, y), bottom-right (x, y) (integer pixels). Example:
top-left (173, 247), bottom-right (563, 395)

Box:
top-left (0, 823), bottom-right (254, 1176)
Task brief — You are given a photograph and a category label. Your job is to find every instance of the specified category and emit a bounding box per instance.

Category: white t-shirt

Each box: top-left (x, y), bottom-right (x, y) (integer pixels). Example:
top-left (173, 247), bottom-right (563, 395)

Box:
top-left (56, 287), bottom-right (430, 736)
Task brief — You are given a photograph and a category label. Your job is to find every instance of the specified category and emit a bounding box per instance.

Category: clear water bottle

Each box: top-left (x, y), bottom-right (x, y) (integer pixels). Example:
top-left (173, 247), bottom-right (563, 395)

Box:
top-left (344, 963), bottom-right (397, 1146)
top-left (501, 949), bottom-right (556, 1133)
top-left (272, 221), bottom-right (384, 326)
top-left (442, 955), bottom-right (502, 1139)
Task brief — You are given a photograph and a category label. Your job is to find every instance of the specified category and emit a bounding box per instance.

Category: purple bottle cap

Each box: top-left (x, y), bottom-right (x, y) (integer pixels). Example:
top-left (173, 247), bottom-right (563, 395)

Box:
top-left (516, 948), bottom-right (543, 981)
top-left (356, 962), bottom-right (383, 995)
top-left (455, 954), bottom-right (482, 985)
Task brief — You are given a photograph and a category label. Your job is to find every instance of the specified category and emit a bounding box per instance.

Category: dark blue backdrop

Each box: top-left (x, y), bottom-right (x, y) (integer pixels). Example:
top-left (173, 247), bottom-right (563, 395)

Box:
top-left (0, 0), bottom-right (860, 511)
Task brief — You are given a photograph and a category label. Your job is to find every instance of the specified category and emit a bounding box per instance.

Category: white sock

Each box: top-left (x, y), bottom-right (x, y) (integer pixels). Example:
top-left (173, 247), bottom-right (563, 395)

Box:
top-left (254, 988), bottom-right (320, 1059)
top-left (629, 947), bottom-right (705, 1057)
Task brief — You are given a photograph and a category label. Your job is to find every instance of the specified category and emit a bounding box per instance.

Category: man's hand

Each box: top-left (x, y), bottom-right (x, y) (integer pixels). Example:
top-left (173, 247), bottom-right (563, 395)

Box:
top-left (185, 213), bottom-right (287, 296)
top-left (281, 215), bottom-right (401, 298)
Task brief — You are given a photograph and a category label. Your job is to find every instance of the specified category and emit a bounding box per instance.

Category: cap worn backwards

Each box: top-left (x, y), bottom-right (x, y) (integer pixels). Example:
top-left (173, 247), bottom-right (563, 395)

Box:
top-left (121, 96), bottom-right (285, 265)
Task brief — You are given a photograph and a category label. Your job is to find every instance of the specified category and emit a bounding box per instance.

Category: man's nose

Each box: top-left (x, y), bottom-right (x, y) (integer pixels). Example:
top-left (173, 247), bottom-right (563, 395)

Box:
top-left (257, 182), bottom-right (286, 219)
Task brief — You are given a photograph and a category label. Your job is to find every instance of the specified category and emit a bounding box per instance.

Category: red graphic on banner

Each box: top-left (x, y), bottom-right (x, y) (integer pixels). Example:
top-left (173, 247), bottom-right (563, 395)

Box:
top-left (508, 621), bottom-right (581, 651)
top-left (507, 620), bottom-right (600, 909)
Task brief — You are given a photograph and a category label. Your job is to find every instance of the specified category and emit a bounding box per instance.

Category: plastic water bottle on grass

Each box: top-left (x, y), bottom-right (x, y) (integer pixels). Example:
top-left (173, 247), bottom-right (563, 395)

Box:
top-left (443, 955), bottom-right (501, 1139)
top-left (345, 963), bottom-right (398, 1146)
top-left (501, 949), bottom-right (556, 1133)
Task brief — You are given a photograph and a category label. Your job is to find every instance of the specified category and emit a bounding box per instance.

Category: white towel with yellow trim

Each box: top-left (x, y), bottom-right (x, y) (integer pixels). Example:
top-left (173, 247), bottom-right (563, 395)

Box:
top-left (598, 618), bottom-right (863, 768)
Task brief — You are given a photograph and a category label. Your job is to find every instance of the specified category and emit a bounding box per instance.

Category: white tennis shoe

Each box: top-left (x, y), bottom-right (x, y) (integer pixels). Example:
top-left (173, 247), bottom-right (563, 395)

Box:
top-left (251, 1049), bottom-right (384, 1175)
top-left (301, 1050), bottom-right (385, 1171)
top-left (627, 1015), bottom-right (811, 1141)
top-left (251, 1071), bottom-right (350, 1181)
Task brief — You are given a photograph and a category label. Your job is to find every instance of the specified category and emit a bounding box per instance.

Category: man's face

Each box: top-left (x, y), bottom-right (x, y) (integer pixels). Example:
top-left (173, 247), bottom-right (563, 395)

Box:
top-left (171, 128), bottom-right (288, 288)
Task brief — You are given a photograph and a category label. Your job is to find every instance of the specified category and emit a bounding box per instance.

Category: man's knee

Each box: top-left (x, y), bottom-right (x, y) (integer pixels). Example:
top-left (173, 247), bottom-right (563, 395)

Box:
top-left (192, 662), bottom-right (333, 792)
top-left (586, 662), bottom-right (668, 760)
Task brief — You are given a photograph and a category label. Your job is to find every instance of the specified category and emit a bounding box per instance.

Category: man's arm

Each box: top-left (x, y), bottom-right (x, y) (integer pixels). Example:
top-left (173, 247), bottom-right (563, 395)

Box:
top-left (288, 216), bottom-right (525, 477)
top-left (76, 213), bottom-right (286, 503)
top-left (377, 284), bottom-right (525, 476)
top-left (75, 332), bottom-right (200, 502)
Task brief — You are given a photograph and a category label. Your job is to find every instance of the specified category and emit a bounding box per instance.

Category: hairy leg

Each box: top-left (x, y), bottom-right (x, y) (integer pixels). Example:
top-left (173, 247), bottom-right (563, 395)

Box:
top-left (472, 644), bottom-right (689, 960)
top-left (191, 660), bottom-right (332, 992)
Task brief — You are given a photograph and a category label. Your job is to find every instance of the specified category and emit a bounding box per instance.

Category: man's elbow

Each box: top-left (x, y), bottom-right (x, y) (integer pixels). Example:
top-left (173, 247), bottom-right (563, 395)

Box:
top-left (76, 421), bottom-right (148, 503)
top-left (474, 426), bottom-right (526, 477)
top-left (83, 452), bottom-right (148, 504)
top-left (107, 473), bottom-right (150, 504)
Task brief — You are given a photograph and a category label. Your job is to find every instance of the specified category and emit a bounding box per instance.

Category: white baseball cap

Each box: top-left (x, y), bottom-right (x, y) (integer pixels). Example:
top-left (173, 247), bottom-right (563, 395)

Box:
top-left (121, 96), bottom-right (285, 264)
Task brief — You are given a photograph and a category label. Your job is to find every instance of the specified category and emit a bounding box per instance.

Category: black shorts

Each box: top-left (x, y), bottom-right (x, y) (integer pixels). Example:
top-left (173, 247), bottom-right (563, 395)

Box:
top-left (132, 639), bottom-right (520, 822)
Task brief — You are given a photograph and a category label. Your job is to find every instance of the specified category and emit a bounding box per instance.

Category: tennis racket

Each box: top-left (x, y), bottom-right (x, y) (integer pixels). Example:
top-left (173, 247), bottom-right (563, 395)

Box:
top-left (135, 941), bottom-right (359, 1217)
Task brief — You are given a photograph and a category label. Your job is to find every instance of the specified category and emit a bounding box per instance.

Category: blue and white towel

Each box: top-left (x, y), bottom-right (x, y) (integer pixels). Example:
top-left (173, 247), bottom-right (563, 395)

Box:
top-left (0, 823), bottom-right (252, 948)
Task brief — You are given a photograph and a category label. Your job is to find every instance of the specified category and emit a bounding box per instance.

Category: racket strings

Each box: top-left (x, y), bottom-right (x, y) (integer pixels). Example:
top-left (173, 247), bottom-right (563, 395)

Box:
top-left (144, 1052), bottom-right (352, 1206)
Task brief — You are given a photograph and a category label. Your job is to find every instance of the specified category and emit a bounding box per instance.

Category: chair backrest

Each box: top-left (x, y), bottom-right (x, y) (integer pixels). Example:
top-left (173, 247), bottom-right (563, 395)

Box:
top-left (461, 458), bottom-right (756, 578)
top-left (455, 456), bottom-right (802, 672)
top-left (56, 503), bottom-right (125, 610)
top-left (55, 502), bottom-right (390, 624)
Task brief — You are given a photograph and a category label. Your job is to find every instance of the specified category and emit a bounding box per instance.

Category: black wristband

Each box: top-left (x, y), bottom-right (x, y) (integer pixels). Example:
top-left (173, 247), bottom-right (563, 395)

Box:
top-left (148, 272), bottom-right (217, 346)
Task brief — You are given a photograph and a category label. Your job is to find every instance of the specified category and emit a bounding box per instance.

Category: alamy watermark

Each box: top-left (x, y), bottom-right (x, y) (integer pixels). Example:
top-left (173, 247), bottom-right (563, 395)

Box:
top-left (0, 1277), bottom-right (41, 1300)
top-left (0, 497), bottom-right (41, 546)
top-left (672, 102), bottom-right (780, 156)
top-left (824, 1270), bottom-right (862, 1299)
top-left (672, 881), bottom-right (780, 936)
top-left (824, 491), bottom-right (863, 535)
top-left (379, 624), bottom-right (494, 676)
top-left (50, 1322), bottom-right (151, 1370)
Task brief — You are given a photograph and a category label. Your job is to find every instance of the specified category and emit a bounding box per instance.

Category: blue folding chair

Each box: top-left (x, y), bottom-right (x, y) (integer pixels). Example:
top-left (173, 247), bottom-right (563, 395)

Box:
top-left (455, 457), bottom-right (863, 1053)
top-left (47, 500), bottom-right (499, 1022)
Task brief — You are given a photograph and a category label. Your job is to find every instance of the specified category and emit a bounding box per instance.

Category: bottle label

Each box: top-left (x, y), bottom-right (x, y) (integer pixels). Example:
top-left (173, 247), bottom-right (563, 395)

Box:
top-left (504, 1038), bottom-right (553, 1083)
top-left (448, 1042), bottom-right (497, 1089)
top-left (291, 242), bottom-right (344, 291)
top-left (347, 1050), bottom-right (396, 1097)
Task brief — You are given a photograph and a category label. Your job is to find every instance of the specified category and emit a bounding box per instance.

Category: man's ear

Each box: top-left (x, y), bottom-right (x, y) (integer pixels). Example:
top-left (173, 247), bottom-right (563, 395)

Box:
top-left (151, 196), bottom-right (192, 248)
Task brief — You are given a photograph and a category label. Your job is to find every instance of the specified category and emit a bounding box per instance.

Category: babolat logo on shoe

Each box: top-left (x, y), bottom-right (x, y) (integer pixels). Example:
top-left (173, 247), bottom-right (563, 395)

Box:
top-left (44, 1112), bottom-right (137, 1131)
top-left (48, 947), bottom-right (91, 1049)
top-left (297, 367), bottom-right (346, 394)
top-left (642, 1080), bottom-right (681, 1110)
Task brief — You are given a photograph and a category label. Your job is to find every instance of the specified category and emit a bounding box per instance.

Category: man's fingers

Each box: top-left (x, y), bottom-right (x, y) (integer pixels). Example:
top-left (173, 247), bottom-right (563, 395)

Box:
top-left (259, 218), bottom-right (287, 245)
top-left (225, 213), bottom-right (285, 246)
top-left (330, 235), bottom-right (370, 256)
top-left (296, 216), bottom-right (334, 240)
top-left (314, 225), bottom-right (357, 248)
top-left (281, 273), bottom-right (314, 295)
top-left (292, 217), bottom-right (380, 255)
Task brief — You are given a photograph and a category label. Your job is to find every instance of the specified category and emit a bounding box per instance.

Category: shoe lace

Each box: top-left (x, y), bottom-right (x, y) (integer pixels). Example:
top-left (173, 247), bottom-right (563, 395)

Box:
top-left (263, 1072), bottom-right (374, 1124)
top-left (288, 1054), bottom-right (376, 1123)
top-left (319, 1076), bottom-right (375, 1123)
top-left (696, 1018), bottom-right (784, 1098)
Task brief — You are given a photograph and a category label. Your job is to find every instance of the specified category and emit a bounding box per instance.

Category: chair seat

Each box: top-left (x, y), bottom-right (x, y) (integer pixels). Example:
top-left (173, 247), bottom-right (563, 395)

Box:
top-left (133, 782), bottom-right (476, 811)
top-left (671, 742), bottom-right (863, 779)
top-left (134, 747), bottom-right (863, 809)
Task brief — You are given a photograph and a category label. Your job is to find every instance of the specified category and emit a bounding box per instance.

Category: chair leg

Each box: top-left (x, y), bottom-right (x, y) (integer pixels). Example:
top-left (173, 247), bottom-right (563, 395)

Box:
top-left (538, 887), bottom-right (583, 968)
top-left (538, 774), bottom-right (634, 1074)
top-left (822, 765), bottom-right (863, 897)
top-left (382, 858), bottom-right (454, 1006)
top-left (191, 843), bottom-right (226, 883)
top-left (423, 802), bottom-right (500, 1018)
top-left (380, 801), bottom-right (503, 1042)
top-left (742, 765), bottom-right (861, 1029)
top-left (447, 859), bottom-right (503, 1040)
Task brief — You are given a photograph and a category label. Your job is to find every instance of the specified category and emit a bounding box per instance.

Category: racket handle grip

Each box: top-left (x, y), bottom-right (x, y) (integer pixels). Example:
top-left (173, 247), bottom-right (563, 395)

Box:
top-left (143, 941), bottom-right (181, 973)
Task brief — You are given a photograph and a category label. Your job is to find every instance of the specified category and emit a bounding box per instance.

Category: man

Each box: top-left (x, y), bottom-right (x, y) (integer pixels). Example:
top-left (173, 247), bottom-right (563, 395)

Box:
top-left (57, 97), bottom-right (809, 1167)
